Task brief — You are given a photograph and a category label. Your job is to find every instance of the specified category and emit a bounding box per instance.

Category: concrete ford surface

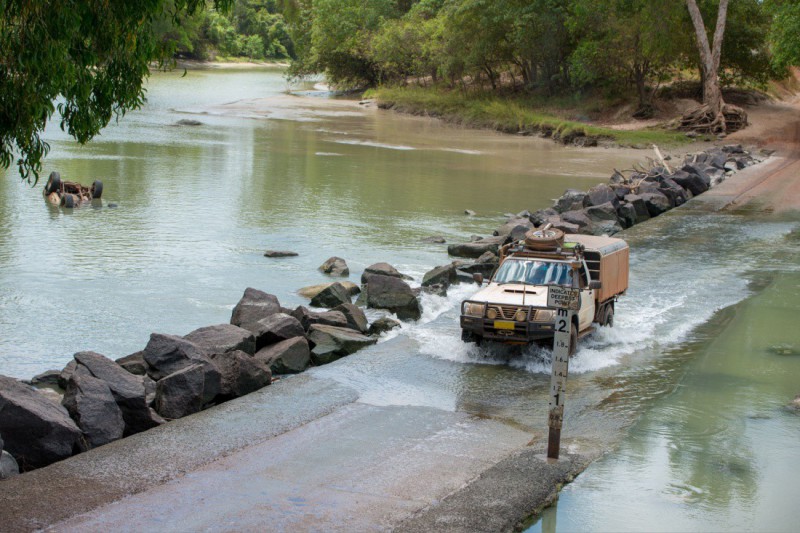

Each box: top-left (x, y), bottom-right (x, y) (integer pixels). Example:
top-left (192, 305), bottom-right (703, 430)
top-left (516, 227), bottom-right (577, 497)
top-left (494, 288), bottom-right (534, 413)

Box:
top-left (460, 228), bottom-right (629, 354)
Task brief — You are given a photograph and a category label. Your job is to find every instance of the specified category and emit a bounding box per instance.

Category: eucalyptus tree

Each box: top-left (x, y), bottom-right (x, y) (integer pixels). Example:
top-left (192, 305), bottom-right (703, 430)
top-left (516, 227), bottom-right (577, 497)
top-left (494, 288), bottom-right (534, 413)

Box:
top-left (0, 0), bottom-right (232, 183)
top-left (682, 0), bottom-right (747, 132)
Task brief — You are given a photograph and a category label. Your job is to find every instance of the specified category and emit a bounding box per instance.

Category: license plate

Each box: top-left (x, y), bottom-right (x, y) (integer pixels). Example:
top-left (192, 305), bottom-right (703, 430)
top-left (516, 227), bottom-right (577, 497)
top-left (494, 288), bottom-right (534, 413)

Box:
top-left (494, 320), bottom-right (515, 330)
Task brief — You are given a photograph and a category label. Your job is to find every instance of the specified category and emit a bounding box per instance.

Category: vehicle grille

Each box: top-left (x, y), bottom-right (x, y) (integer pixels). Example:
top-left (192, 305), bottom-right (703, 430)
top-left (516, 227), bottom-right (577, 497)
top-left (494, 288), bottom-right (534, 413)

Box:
top-left (487, 305), bottom-right (528, 320)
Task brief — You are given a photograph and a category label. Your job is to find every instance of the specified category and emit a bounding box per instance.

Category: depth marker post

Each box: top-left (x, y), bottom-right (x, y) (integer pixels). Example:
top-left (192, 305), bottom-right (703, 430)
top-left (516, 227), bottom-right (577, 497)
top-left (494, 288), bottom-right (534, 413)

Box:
top-left (546, 264), bottom-right (581, 460)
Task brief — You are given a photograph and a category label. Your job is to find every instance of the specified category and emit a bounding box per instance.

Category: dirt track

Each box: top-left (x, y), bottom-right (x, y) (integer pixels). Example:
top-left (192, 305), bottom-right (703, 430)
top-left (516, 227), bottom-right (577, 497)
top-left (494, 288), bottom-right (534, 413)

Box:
top-left (716, 99), bottom-right (800, 213)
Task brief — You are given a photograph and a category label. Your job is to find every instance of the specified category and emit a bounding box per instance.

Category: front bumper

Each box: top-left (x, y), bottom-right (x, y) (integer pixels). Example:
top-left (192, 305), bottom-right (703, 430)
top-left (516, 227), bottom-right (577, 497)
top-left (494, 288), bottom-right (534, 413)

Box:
top-left (459, 300), bottom-right (556, 343)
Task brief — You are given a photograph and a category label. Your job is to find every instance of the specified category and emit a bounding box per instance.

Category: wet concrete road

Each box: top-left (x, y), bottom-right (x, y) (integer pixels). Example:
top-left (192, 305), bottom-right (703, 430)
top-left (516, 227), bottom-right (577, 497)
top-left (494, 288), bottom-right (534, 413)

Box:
top-left (1, 374), bottom-right (588, 532)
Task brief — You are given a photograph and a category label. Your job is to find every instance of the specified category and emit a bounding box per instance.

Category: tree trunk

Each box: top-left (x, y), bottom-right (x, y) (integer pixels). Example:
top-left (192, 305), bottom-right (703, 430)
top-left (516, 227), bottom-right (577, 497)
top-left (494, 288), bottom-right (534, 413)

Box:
top-left (682, 0), bottom-right (739, 133)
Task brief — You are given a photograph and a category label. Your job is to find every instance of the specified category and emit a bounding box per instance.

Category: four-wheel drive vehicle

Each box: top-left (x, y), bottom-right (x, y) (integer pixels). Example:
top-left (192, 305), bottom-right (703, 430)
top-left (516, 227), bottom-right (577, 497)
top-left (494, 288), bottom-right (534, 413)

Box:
top-left (43, 171), bottom-right (103, 207)
top-left (460, 228), bottom-right (629, 354)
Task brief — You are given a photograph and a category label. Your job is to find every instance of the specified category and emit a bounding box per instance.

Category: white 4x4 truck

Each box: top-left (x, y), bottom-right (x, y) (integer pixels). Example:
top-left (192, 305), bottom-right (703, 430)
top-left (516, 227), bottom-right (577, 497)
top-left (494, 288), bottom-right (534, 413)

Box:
top-left (459, 228), bottom-right (629, 354)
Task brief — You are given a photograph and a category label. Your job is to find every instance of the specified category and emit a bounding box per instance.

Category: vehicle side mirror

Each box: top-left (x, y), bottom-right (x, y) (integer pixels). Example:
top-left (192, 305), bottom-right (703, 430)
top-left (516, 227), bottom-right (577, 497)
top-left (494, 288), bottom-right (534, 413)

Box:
top-left (589, 280), bottom-right (602, 290)
top-left (473, 273), bottom-right (484, 285)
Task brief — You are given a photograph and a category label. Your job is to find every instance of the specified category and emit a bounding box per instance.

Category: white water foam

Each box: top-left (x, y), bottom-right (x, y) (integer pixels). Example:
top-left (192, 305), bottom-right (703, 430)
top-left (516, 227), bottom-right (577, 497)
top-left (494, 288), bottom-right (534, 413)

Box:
top-left (390, 216), bottom-right (792, 375)
top-left (332, 139), bottom-right (416, 151)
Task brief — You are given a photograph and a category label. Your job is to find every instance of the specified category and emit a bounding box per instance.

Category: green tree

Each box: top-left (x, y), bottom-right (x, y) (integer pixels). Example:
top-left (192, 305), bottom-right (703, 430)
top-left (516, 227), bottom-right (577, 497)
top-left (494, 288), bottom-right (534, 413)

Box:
top-left (0, 0), bottom-right (232, 183)
top-left (766, 0), bottom-right (800, 71)
top-left (569, 0), bottom-right (685, 112)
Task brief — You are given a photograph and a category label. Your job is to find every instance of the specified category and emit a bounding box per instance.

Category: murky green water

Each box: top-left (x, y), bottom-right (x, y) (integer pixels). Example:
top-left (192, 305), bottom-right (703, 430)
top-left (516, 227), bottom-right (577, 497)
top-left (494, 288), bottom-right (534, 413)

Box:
top-left (1, 67), bottom-right (798, 531)
top-left (0, 67), bottom-right (644, 378)
top-left (526, 218), bottom-right (800, 532)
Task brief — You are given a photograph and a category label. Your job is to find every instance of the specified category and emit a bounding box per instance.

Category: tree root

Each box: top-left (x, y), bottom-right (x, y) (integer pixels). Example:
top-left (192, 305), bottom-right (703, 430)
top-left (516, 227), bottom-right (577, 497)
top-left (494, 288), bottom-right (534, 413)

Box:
top-left (679, 103), bottom-right (748, 134)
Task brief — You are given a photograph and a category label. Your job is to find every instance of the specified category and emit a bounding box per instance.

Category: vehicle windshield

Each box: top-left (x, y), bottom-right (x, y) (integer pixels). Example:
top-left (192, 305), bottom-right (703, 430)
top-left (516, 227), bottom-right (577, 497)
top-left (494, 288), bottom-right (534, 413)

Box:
top-left (493, 259), bottom-right (573, 286)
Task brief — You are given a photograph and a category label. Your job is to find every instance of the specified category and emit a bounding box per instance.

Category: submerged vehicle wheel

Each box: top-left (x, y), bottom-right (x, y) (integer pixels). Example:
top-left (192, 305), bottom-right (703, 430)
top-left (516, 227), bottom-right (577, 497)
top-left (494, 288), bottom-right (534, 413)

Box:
top-left (603, 305), bottom-right (615, 327)
top-left (524, 227), bottom-right (565, 250)
top-left (60, 193), bottom-right (76, 208)
top-left (568, 326), bottom-right (578, 356)
top-left (91, 180), bottom-right (103, 199)
top-left (45, 172), bottom-right (61, 195)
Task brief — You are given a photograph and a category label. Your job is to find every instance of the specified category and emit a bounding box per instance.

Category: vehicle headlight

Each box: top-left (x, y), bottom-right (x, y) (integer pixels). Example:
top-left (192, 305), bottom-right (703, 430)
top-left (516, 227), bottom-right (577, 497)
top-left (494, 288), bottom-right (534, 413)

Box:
top-left (487, 307), bottom-right (498, 319)
top-left (533, 310), bottom-right (555, 322)
top-left (515, 310), bottom-right (527, 322)
top-left (464, 302), bottom-right (486, 317)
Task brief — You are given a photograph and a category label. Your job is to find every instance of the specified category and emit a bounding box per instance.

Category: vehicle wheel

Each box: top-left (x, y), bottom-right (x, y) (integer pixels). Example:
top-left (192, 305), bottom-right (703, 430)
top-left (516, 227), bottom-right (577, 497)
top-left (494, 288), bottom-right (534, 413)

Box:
top-left (461, 330), bottom-right (482, 345)
top-left (524, 227), bottom-right (565, 250)
top-left (91, 180), bottom-right (103, 199)
top-left (61, 194), bottom-right (76, 208)
top-left (603, 305), bottom-right (615, 327)
top-left (45, 172), bottom-right (61, 195)
top-left (568, 326), bottom-right (578, 356)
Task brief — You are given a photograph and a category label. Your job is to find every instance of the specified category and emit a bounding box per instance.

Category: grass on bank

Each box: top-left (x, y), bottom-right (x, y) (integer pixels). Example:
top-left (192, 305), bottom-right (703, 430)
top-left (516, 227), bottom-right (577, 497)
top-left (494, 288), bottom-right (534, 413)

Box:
top-left (365, 86), bottom-right (691, 147)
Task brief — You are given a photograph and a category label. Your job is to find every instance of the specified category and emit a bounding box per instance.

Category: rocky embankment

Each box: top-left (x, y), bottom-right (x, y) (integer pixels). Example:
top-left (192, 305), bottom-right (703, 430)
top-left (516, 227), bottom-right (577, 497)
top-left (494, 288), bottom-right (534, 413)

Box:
top-left (0, 257), bottom-right (440, 475)
top-left (0, 144), bottom-right (766, 480)
top-left (447, 144), bottom-right (764, 261)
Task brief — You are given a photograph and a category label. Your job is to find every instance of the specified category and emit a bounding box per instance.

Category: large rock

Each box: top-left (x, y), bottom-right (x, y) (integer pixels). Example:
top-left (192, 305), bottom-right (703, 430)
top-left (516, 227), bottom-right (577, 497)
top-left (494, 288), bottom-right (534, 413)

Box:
top-left (0, 375), bottom-right (83, 470)
top-left (639, 192), bottom-right (672, 217)
top-left (586, 202), bottom-right (620, 223)
top-left (115, 351), bottom-right (147, 376)
top-left (658, 178), bottom-right (690, 207)
top-left (291, 306), bottom-right (349, 330)
top-left (62, 366), bottom-right (125, 449)
top-left (617, 203), bottom-right (638, 228)
top-left (143, 334), bottom-right (221, 406)
top-left (457, 262), bottom-right (497, 279)
top-left (361, 263), bottom-right (411, 283)
top-left (554, 190), bottom-right (587, 213)
top-left (298, 281), bottom-right (360, 299)
top-left (310, 282), bottom-right (351, 308)
top-left (493, 217), bottom-right (533, 240)
top-left (551, 218), bottom-right (582, 234)
top-left (368, 317), bottom-right (402, 336)
top-left (671, 169), bottom-right (710, 196)
top-left (0, 450), bottom-right (19, 479)
top-left (530, 208), bottom-right (559, 226)
top-left (361, 274), bottom-right (422, 321)
top-left (681, 164), bottom-right (712, 189)
top-left (154, 365), bottom-right (209, 419)
top-left (230, 288), bottom-right (281, 332)
top-left (332, 303), bottom-right (369, 334)
top-left (255, 337), bottom-right (312, 374)
top-left (623, 194), bottom-right (651, 222)
top-left (143, 334), bottom-right (213, 380)
top-left (561, 209), bottom-right (592, 230)
top-left (210, 350), bottom-right (271, 400)
top-left (184, 324), bottom-right (256, 356)
top-left (74, 351), bottom-right (163, 435)
top-left (583, 183), bottom-right (619, 208)
top-left (319, 256), bottom-right (349, 277)
top-left (422, 263), bottom-right (459, 288)
top-left (30, 370), bottom-right (61, 388)
top-left (307, 325), bottom-right (377, 365)
top-left (252, 313), bottom-right (305, 350)
top-left (58, 360), bottom-right (77, 389)
top-left (447, 236), bottom-right (506, 258)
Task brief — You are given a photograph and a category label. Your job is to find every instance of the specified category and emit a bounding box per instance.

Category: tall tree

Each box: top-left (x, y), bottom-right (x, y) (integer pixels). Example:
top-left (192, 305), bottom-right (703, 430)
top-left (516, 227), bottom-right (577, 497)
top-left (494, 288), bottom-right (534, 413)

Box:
top-left (682, 0), bottom-right (747, 133)
top-left (0, 0), bottom-right (231, 183)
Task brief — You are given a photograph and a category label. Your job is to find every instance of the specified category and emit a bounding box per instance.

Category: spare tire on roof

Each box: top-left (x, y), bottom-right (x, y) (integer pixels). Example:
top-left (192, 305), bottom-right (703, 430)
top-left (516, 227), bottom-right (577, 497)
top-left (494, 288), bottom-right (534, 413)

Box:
top-left (524, 227), bottom-right (565, 250)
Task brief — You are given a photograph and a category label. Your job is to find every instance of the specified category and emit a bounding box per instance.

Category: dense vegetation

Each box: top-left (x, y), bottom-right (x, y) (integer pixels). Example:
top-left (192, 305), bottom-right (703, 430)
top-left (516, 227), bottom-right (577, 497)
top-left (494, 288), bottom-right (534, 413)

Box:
top-left (281, 0), bottom-right (796, 106)
top-left (153, 0), bottom-right (293, 61)
top-left (3, 0), bottom-right (800, 180)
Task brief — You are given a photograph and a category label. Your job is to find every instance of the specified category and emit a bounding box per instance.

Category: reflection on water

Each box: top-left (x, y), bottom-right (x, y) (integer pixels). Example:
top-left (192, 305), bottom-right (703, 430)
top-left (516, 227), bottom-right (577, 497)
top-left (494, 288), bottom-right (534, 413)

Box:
top-left (0, 67), bottom-right (645, 378)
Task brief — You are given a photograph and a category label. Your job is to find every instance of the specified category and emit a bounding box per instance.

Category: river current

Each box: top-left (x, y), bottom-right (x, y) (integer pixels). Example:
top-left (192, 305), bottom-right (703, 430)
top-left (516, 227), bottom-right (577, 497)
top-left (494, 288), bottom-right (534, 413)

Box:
top-left (1, 67), bottom-right (798, 531)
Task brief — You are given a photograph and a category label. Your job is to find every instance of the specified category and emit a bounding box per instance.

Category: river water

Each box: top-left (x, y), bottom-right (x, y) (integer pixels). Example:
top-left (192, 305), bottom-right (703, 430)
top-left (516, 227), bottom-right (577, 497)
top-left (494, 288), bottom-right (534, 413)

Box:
top-left (1, 68), bottom-right (798, 531)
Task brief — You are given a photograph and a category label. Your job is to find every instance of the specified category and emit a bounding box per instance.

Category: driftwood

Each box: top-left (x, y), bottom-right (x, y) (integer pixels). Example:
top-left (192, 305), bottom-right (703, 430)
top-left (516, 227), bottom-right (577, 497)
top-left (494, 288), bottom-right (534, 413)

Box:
top-left (679, 103), bottom-right (748, 134)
